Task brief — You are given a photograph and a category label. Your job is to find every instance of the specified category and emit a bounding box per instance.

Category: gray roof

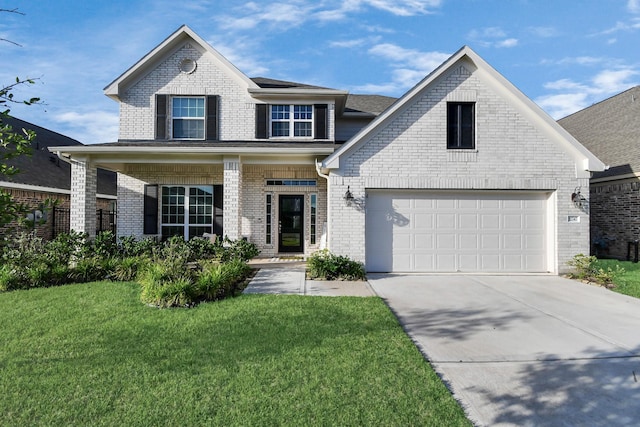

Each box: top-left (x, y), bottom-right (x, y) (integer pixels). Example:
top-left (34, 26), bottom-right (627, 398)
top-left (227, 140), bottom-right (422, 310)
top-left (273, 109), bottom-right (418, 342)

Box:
top-left (558, 86), bottom-right (640, 179)
top-left (1, 116), bottom-right (117, 195)
top-left (251, 77), bottom-right (332, 90)
top-left (345, 94), bottom-right (397, 116)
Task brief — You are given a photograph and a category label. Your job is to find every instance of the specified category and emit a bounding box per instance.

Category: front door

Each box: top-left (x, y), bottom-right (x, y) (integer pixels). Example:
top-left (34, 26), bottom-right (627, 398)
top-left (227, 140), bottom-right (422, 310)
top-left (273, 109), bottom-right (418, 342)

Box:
top-left (279, 195), bottom-right (304, 253)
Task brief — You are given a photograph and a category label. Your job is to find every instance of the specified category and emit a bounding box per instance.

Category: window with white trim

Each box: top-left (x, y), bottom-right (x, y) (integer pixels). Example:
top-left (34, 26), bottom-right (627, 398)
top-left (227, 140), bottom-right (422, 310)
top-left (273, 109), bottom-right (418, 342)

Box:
top-left (447, 102), bottom-right (475, 149)
top-left (266, 194), bottom-right (272, 245)
top-left (172, 97), bottom-right (205, 139)
top-left (161, 185), bottom-right (213, 240)
top-left (270, 104), bottom-right (313, 137)
top-left (310, 194), bottom-right (317, 245)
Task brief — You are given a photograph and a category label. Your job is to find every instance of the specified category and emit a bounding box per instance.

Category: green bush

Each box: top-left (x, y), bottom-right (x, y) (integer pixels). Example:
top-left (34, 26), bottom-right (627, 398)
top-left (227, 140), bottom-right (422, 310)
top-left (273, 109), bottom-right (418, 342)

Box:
top-left (0, 265), bottom-right (23, 292)
top-left (112, 256), bottom-right (149, 282)
top-left (307, 249), bottom-right (366, 281)
top-left (566, 253), bottom-right (625, 286)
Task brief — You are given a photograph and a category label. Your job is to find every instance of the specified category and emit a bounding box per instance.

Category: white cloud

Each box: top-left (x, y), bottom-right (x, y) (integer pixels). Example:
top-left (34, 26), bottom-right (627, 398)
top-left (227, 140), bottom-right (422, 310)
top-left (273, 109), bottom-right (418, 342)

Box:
top-left (629, 0), bottom-right (640, 13)
top-left (355, 43), bottom-right (450, 94)
top-left (329, 39), bottom-right (368, 48)
top-left (496, 38), bottom-right (518, 48)
top-left (594, 17), bottom-right (640, 36)
top-left (536, 68), bottom-right (639, 118)
top-left (467, 27), bottom-right (517, 48)
top-left (54, 111), bottom-right (119, 144)
top-left (540, 56), bottom-right (606, 66)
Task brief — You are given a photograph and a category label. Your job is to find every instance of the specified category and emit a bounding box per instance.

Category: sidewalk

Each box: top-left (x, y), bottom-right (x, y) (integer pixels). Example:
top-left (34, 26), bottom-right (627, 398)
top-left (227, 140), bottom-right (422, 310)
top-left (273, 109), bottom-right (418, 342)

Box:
top-left (244, 259), bottom-right (375, 297)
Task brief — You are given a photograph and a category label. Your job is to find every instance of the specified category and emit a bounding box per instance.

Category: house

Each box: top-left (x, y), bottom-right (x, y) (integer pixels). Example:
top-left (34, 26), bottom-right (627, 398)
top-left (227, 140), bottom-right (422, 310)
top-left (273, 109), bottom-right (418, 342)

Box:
top-left (50, 25), bottom-right (605, 273)
top-left (558, 86), bottom-right (640, 259)
top-left (1, 116), bottom-right (117, 239)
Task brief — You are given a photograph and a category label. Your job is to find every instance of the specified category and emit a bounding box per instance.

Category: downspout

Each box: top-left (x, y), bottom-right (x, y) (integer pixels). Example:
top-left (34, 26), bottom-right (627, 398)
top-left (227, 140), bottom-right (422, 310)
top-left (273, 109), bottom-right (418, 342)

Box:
top-left (315, 159), bottom-right (330, 250)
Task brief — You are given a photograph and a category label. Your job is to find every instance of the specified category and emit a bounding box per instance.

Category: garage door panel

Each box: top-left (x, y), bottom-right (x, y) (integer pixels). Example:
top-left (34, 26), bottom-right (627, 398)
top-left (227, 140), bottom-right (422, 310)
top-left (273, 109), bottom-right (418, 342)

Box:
top-left (366, 191), bottom-right (549, 273)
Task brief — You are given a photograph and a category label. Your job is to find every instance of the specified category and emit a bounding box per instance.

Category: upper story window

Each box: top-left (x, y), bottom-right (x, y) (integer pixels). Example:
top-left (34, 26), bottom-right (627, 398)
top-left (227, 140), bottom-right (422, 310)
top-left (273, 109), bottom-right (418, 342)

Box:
top-left (271, 104), bottom-right (313, 137)
top-left (172, 97), bottom-right (205, 139)
top-left (256, 103), bottom-right (327, 140)
top-left (447, 102), bottom-right (475, 149)
top-left (155, 95), bottom-right (219, 141)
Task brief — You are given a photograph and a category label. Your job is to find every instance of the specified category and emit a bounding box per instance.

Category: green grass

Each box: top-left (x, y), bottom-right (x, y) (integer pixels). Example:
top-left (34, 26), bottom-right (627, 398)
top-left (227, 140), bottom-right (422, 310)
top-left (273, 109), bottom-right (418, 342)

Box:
top-left (595, 259), bottom-right (640, 298)
top-left (0, 282), bottom-right (469, 426)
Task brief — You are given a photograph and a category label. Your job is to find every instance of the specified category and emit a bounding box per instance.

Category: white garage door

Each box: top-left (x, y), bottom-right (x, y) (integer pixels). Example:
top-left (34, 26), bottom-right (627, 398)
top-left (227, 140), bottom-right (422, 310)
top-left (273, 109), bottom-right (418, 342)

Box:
top-left (365, 190), bottom-right (550, 273)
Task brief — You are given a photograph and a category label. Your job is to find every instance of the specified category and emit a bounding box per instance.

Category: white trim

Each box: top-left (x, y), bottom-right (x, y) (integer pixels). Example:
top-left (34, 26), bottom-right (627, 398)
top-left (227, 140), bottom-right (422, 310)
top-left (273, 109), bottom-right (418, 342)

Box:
top-left (590, 173), bottom-right (640, 184)
top-left (104, 25), bottom-right (258, 101)
top-left (50, 145), bottom-right (335, 155)
top-left (0, 181), bottom-right (117, 200)
top-left (322, 46), bottom-right (606, 173)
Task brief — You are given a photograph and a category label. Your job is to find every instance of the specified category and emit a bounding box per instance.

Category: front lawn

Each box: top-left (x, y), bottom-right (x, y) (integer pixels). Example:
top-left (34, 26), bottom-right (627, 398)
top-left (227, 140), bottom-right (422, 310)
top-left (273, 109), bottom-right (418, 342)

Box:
top-left (0, 281), bottom-right (469, 426)
top-left (595, 259), bottom-right (640, 298)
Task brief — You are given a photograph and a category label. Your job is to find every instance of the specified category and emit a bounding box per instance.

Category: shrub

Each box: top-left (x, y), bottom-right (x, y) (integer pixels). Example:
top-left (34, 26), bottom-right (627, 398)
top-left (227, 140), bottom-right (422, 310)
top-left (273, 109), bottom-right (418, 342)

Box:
top-left (566, 253), bottom-right (625, 287)
top-left (69, 258), bottom-right (107, 283)
top-left (307, 249), bottom-right (366, 281)
top-left (0, 265), bottom-right (24, 292)
top-left (112, 256), bottom-right (148, 282)
top-left (138, 258), bottom-right (196, 307)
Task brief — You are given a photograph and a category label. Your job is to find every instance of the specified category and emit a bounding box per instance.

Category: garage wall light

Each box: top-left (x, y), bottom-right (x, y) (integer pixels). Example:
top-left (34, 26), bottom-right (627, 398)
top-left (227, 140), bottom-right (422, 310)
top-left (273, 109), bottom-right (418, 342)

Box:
top-left (343, 186), bottom-right (354, 206)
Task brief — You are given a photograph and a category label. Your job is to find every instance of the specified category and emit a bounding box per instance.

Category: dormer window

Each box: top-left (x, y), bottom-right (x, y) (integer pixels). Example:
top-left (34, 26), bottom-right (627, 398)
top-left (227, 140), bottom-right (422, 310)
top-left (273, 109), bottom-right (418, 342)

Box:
top-left (271, 104), bottom-right (313, 137)
top-left (172, 97), bottom-right (205, 139)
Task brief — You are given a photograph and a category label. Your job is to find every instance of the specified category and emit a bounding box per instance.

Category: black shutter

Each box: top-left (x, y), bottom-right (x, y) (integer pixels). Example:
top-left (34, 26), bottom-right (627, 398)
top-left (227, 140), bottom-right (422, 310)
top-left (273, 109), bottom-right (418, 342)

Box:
top-left (206, 95), bottom-right (219, 140)
top-left (155, 95), bottom-right (167, 140)
top-left (143, 184), bottom-right (158, 234)
top-left (255, 104), bottom-right (268, 139)
top-left (314, 104), bottom-right (328, 139)
top-left (213, 184), bottom-right (224, 236)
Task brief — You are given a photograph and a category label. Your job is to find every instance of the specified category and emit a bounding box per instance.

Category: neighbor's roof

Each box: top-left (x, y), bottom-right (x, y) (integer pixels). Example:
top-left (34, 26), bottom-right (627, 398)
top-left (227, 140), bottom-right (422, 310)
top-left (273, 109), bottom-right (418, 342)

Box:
top-left (0, 116), bottom-right (117, 196)
top-left (558, 85), bottom-right (640, 181)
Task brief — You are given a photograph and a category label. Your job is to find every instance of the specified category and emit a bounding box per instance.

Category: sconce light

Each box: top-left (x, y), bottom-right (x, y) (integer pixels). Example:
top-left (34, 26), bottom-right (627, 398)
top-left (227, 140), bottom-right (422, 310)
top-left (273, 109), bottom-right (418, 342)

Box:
top-left (571, 187), bottom-right (586, 210)
top-left (343, 186), bottom-right (354, 206)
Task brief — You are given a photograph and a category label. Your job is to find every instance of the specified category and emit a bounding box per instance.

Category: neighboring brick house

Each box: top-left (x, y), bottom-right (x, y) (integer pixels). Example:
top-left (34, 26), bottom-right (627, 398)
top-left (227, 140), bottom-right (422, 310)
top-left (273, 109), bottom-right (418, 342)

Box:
top-left (51, 25), bottom-right (604, 273)
top-left (559, 86), bottom-right (640, 259)
top-left (1, 116), bottom-right (117, 238)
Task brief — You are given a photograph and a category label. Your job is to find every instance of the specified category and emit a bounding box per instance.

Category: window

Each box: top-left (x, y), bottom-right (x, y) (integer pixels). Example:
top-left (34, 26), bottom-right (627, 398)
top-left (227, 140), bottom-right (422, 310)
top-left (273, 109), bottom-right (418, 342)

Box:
top-left (161, 185), bottom-right (213, 240)
top-left (266, 194), bottom-right (272, 245)
top-left (172, 97), bottom-right (205, 139)
top-left (447, 102), bottom-right (475, 149)
top-left (266, 179), bottom-right (317, 186)
top-left (310, 194), bottom-right (317, 245)
top-left (270, 104), bottom-right (313, 137)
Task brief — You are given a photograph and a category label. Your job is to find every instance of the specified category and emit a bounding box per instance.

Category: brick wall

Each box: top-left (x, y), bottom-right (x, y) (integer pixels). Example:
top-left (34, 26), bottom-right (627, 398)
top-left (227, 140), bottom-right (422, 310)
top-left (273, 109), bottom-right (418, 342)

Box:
top-left (328, 63), bottom-right (591, 273)
top-left (590, 178), bottom-right (640, 259)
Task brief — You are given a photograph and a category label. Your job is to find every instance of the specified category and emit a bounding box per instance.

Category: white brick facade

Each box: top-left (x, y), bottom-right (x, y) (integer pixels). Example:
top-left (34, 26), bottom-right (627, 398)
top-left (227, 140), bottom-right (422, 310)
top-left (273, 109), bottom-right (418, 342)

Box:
top-left (70, 160), bottom-right (97, 236)
top-left (327, 63), bottom-right (593, 273)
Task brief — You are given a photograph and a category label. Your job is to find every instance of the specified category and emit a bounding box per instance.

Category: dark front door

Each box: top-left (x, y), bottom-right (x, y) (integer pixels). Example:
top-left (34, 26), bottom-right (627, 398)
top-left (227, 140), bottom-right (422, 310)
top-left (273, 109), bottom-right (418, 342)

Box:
top-left (279, 195), bottom-right (304, 253)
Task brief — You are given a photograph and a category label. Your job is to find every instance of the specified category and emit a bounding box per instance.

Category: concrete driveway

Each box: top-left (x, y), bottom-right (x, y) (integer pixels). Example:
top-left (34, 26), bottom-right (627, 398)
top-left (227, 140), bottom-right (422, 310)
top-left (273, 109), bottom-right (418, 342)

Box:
top-left (368, 274), bottom-right (640, 426)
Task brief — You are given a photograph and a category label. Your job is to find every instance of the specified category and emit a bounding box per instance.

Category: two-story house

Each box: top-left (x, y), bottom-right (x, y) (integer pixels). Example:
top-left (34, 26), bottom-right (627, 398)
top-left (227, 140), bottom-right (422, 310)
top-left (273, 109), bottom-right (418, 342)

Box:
top-left (51, 25), bottom-right (604, 273)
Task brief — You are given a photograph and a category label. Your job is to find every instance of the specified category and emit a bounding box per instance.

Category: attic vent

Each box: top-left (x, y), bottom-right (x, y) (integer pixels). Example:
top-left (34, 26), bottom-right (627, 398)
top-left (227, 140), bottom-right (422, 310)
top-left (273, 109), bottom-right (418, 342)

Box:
top-left (179, 58), bottom-right (197, 74)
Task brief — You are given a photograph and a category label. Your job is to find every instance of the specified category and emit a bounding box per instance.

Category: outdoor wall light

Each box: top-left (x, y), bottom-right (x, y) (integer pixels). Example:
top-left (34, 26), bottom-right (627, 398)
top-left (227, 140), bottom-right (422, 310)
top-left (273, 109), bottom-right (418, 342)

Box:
top-left (343, 186), bottom-right (355, 206)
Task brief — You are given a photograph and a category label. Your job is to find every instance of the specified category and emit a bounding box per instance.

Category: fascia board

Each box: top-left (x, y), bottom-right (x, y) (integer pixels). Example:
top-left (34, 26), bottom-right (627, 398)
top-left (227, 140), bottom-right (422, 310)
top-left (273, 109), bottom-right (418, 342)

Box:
top-left (467, 50), bottom-right (606, 172)
top-left (323, 46), bottom-right (469, 169)
top-left (49, 145), bottom-right (335, 157)
top-left (104, 25), bottom-right (258, 101)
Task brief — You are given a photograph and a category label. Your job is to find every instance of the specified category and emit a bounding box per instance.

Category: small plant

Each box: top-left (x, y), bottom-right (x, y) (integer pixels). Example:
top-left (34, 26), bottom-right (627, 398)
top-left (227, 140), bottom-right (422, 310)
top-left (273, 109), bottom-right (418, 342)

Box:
top-left (307, 249), bottom-right (366, 281)
top-left (566, 253), bottom-right (625, 287)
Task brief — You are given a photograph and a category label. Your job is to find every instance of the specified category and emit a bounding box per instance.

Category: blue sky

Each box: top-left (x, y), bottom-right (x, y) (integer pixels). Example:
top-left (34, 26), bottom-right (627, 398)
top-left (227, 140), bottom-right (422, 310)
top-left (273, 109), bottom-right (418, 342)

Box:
top-left (2, 0), bottom-right (639, 144)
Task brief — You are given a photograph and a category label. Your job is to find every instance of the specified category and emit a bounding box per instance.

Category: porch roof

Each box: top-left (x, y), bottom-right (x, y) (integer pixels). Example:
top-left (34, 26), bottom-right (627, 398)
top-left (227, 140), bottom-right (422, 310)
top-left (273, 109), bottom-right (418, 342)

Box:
top-left (48, 142), bottom-right (337, 172)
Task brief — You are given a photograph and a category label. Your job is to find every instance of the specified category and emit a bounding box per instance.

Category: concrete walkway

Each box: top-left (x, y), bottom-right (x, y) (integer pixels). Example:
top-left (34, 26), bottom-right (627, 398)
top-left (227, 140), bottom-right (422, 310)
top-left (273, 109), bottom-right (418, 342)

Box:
top-left (369, 274), bottom-right (640, 427)
top-left (244, 260), bottom-right (375, 297)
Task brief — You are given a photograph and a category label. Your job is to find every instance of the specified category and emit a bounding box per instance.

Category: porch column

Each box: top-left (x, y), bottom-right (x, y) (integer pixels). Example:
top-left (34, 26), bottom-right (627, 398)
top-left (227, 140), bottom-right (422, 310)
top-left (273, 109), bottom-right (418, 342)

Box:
top-left (70, 158), bottom-right (97, 237)
top-left (223, 156), bottom-right (242, 240)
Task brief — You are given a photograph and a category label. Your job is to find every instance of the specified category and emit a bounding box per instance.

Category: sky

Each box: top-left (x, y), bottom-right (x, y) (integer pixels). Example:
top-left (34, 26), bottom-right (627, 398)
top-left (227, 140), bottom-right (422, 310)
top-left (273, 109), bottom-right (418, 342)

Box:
top-left (1, 0), bottom-right (639, 144)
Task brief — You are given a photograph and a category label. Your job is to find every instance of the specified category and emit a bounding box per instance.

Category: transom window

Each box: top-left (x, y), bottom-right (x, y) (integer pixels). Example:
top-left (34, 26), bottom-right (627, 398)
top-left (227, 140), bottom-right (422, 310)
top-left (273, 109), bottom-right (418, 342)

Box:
top-left (447, 102), bottom-right (475, 149)
top-left (271, 104), bottom-right (313, 137)
top-left (161, 185), bottom-right (213, 240)
top-left (172, 97), bottom-right (205, 139)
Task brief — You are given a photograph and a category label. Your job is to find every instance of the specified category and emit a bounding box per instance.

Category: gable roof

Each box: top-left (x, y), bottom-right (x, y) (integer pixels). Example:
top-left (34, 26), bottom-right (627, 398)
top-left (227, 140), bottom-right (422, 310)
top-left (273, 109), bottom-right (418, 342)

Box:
top-left (104, 25), bottom-right (258, 101)
top-left (323, 46), bottom-right (606, 174)
top-left (558, 86), bottom-right (640, 180)
top-left (1, 116), bottom-right (117, 196)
